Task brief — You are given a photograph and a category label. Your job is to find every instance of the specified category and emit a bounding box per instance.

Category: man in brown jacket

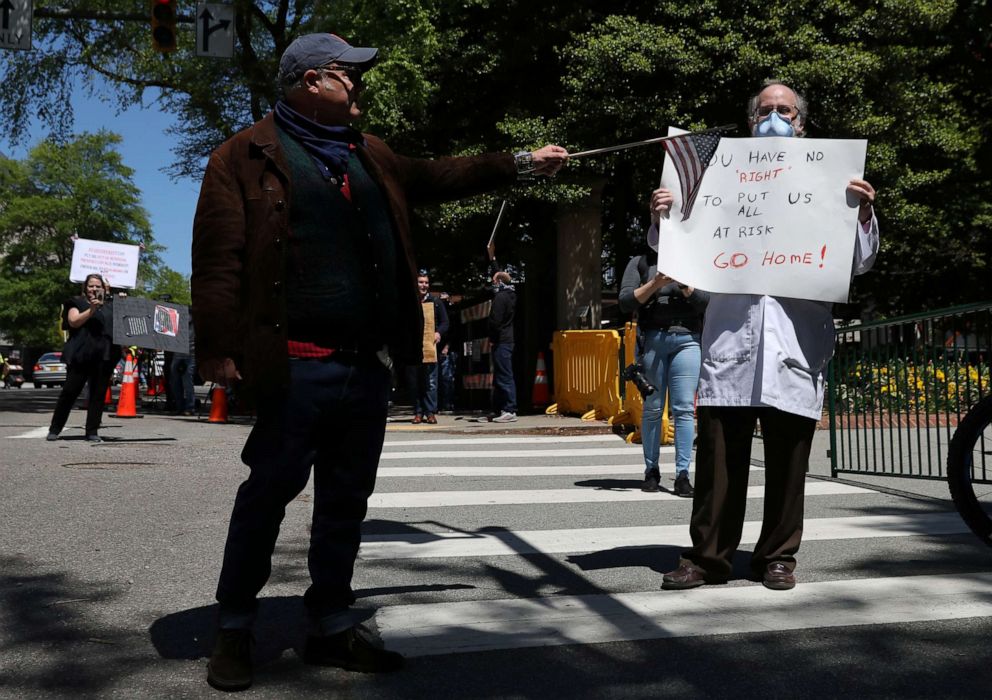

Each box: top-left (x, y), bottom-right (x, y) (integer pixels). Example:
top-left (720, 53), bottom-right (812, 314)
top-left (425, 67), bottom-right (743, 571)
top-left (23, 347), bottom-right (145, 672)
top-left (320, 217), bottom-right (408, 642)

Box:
top-left (192, 32), bottom-right (567, 691)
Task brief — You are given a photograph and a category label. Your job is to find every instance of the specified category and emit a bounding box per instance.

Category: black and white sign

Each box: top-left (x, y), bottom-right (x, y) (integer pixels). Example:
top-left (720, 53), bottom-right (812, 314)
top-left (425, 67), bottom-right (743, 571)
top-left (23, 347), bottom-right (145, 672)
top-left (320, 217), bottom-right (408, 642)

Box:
top-left (113, 297), bottom-right (191, 354)
top-left (195, 3), bottom-right (234, 58)
top-left (0, 0), bottom-right (32, 51)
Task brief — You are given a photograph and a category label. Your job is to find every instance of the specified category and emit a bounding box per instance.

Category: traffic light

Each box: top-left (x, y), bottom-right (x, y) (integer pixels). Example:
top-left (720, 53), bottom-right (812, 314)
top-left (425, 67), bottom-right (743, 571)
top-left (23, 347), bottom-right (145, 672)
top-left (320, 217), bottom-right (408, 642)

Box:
top-left (151, 0), bottom-right (178, 53)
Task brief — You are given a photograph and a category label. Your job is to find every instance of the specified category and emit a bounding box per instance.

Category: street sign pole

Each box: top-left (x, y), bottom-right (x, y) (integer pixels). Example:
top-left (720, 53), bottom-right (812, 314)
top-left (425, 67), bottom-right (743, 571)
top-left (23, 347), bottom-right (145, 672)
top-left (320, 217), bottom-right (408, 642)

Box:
top-left (195, 3), bottom-right (234, 58)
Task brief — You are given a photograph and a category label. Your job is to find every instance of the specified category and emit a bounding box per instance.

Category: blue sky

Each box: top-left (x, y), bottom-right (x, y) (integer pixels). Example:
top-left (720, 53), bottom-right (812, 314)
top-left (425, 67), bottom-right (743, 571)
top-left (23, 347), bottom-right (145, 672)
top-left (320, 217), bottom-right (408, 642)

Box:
top-left (9, 83), bottom-right (200, 277)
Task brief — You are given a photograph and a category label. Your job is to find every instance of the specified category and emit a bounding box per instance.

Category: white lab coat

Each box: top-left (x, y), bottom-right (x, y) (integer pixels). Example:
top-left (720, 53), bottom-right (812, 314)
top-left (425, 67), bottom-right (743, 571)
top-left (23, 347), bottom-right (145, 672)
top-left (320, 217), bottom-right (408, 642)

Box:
top-left (696, 215), bottom-right (879, 420)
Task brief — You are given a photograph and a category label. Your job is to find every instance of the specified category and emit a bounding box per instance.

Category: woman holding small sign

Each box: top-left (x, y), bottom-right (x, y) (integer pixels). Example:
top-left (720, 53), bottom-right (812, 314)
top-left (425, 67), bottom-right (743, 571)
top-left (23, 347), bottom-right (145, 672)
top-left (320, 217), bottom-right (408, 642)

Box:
top-left (46, 273), bottom-right (118, 443)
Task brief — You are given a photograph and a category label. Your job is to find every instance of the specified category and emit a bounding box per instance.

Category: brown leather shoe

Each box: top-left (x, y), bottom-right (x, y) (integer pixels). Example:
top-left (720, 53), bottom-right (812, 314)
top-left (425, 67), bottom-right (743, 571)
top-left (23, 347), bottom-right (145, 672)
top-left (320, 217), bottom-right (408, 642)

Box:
top-left (412, 414), bottom-right (422, 424)
top-left (762, 562), bottom-right (796, 590)
top-left (425, 414), bottom-right (437, 424)
top-left (662, 563), bottom-right (709, 590)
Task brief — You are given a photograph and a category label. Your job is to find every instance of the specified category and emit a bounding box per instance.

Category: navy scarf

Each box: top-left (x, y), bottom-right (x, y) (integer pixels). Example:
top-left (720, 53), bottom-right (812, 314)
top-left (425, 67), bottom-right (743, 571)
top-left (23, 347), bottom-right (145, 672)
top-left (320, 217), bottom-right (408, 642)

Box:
top-left (273, 100), bottom-right (365, 179)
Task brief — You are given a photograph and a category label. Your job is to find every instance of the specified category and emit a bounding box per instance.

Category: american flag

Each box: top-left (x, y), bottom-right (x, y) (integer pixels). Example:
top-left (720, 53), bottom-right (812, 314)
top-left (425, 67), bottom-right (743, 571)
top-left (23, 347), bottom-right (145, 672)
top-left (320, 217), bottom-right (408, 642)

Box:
top-left (662, 129), bottom-right (726, 221)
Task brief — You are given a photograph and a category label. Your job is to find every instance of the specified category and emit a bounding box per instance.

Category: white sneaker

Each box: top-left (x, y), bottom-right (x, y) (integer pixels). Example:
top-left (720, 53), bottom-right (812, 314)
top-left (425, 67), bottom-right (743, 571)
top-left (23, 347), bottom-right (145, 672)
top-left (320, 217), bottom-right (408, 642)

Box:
top-left (492, 411), bottom-right (518, 423)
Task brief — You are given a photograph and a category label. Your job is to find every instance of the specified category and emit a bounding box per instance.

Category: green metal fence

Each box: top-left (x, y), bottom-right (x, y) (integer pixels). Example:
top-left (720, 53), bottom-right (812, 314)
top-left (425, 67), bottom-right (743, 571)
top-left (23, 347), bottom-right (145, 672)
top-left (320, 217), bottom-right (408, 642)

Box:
top-left (828, 301), bottom-right (992, 479)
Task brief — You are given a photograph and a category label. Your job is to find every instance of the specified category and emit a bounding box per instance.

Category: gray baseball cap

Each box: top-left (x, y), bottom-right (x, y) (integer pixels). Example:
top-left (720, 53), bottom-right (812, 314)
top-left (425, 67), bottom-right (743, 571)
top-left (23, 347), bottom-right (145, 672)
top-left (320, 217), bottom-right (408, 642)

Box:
top-left (278, 33), bottom-right (378, 83)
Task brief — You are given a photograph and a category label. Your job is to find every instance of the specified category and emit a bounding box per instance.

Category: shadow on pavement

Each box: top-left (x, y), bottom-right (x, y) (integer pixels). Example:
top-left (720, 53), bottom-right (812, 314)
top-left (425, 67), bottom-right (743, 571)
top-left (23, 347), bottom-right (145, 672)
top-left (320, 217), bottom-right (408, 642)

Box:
top-left (149, 596), bottom-right (305, 662)
top-left (0, 554), bottom-right (143, 694)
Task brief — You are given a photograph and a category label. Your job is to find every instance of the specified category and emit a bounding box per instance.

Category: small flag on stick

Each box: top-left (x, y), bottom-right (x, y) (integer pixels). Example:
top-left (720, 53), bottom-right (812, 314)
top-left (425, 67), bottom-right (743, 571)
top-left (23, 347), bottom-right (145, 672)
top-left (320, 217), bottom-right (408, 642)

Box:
top-left (662, 129), bottom-right (725, 221)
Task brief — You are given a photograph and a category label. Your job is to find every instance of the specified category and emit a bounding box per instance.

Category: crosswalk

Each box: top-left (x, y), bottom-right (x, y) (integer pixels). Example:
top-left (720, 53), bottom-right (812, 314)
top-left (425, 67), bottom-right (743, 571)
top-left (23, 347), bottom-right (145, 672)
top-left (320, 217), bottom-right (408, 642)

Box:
top-left (346, 432), bottom-right (984, 659)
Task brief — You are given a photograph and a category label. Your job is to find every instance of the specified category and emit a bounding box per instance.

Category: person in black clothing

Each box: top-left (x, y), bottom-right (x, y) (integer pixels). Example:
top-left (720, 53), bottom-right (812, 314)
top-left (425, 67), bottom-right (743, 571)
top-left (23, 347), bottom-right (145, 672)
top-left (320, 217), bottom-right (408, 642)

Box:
top-left (47, 273), bottom-right (117, 443)
top-left (170, 315), bottom-right (198, 415)
top-left (407, 270), bottom-right (449, 424)
top-left (486, 242), bottom-right (517, 422)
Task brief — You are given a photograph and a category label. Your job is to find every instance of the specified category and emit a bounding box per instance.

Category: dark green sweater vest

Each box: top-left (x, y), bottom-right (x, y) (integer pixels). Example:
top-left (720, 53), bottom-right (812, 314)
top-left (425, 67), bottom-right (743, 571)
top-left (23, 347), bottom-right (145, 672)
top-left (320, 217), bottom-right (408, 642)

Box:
top-left (277, 128), bottom-right (397, 348)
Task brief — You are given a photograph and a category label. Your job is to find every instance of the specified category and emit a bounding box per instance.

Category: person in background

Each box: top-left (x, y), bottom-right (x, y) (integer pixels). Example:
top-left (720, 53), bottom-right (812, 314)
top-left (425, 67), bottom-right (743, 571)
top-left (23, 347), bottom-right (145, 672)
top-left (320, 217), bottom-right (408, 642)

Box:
top-left (47, 273), bottom-right (117, 443)
top-left (486, 241), bottom-right (518, 422)
top-left (170, 315), bottom-right (197, 416)
top-left (619, 231), bottom-right (708, 498)
top-left (438, 292), bottom-right (460, 413)
top-left (407, 269), bottom-right (448, 424)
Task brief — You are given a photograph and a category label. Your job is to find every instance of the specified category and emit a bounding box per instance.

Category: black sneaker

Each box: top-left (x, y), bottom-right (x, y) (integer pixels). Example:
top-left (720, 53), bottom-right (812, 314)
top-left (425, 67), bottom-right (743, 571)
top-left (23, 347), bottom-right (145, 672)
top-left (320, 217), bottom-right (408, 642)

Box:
top-left (207, 628), bottom-right (253, 691)
top-left (641, 469), bottom-right (661, 492)
top-left (303, 625), bottom-right (404, 673)
top-left (46, 432), bottom-right (59, 442)
top-left (85, 434), bottom-right (102, 443)
top-left (674, 473), bottom-right (694, 498)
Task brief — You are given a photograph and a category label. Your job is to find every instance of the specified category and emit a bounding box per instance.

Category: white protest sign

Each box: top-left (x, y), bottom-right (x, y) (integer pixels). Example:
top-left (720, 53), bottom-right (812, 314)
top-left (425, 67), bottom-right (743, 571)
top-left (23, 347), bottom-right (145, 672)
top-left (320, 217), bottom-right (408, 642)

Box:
top-left (69, 238), bottom-right (140, 289)
top-left (654, 129), bottom-right (867, 303)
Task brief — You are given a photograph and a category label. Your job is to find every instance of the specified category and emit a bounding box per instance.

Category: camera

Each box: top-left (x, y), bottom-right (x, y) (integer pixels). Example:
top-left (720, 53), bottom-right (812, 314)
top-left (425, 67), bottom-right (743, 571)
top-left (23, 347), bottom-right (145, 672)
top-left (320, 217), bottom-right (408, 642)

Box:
top-left (622, 362), bottom-right (656, 397)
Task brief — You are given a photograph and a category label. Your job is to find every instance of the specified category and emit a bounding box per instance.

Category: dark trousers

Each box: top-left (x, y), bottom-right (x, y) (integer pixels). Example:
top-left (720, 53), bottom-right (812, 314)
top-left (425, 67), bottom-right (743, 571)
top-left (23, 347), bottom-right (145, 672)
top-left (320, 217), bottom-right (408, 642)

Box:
top-left (682, 406), bottom-right (816, 581)
top-left (169, 355), bottom-right (196, 412)
top-left (215, 355), bottom-right (391, 621)
top-left (491, 342), bottom-right (516, 414)
top-left (405, 361), bottom-right (438, 416)
top-left (49, 360), bottom-right (114, 437)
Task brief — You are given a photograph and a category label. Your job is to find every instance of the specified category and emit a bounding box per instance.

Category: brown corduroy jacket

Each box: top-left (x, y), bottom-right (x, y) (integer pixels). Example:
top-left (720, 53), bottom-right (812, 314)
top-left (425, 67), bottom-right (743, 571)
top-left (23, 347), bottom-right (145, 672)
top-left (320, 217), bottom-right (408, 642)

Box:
top-left (191, 112), bottom-right (516, 399)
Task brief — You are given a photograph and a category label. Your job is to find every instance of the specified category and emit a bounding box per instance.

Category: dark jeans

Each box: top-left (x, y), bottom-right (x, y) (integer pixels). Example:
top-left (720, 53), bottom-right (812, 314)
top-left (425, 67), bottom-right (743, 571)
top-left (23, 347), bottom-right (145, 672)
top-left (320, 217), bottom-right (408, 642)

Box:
top-left (405, 361), bottom-right (438, 416)
top-left (439, 351), bottom-right (458, 410)
top-left (215, 354), bottom-right (391, 623)
top-left (492, 342), bottom-right (516, 414)
top-left (49, 360), bottom-right (115, 437)
top-left (682, 406), bottom-right (816, 581)
top-left (169, 355), bottom-right (196, 412)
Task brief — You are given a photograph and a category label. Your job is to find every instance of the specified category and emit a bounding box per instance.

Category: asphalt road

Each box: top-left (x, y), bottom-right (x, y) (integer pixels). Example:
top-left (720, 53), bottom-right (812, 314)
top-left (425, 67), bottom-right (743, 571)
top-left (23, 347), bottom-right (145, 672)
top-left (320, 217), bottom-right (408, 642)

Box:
top-left (1, 386), bottom-right (990, 698)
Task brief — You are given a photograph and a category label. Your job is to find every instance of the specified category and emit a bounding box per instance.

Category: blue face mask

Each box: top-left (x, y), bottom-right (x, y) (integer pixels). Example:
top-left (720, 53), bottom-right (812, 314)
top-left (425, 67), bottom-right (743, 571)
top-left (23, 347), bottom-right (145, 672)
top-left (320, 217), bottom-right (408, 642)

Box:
top-left (753, 111), bottom-right (795, 137)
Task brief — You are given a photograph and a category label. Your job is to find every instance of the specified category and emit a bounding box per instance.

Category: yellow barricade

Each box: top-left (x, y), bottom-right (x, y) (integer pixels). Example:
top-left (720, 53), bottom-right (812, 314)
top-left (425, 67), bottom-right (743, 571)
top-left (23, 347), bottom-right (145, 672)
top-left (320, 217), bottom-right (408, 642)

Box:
top-left (549, 330), bottom-right (622, 421)
top-left (615, 322), bottom-right (673, 445)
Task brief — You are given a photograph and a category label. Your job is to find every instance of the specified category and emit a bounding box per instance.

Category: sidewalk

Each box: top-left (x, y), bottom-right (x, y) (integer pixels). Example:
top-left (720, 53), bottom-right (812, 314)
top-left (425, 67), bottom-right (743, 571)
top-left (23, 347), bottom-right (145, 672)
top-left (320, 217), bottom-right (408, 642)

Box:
top-left (385, 406), bottom-right (617, 435)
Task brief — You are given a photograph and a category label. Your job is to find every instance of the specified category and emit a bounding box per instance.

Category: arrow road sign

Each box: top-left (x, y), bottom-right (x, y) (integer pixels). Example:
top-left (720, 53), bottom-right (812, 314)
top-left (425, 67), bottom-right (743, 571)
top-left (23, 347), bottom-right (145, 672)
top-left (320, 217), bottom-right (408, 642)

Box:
top-left (0, 0), bottom-right (32, 51)
top-left (196, 3), bottom-right (234, 58)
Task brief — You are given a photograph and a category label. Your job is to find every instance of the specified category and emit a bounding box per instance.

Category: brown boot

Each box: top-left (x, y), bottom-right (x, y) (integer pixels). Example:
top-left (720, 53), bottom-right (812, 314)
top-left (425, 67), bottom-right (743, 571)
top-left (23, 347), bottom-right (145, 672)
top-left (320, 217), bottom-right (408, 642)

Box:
top-left (412, 414), bottom-right (422, 424)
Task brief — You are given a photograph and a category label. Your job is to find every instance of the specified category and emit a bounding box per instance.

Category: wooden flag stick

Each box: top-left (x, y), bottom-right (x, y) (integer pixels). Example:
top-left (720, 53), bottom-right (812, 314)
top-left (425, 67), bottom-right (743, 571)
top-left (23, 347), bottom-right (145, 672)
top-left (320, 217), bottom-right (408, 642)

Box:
top-left (569, 124), bottom-right (737, 159)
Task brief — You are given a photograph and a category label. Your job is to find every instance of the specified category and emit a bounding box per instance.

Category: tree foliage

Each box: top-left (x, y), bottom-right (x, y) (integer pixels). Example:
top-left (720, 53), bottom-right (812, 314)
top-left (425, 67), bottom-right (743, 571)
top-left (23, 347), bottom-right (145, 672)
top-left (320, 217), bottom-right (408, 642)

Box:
top-left (3, 0), bottom-right (990, 314)
top-left (0, 133), bottom-right (159, 346)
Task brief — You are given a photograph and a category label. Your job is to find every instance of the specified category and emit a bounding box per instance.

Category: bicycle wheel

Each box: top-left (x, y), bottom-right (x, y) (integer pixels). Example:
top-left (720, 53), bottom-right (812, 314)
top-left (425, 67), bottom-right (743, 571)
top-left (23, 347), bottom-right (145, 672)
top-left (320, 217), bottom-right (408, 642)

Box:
top-left (947, 394), bottom-right (992, 547)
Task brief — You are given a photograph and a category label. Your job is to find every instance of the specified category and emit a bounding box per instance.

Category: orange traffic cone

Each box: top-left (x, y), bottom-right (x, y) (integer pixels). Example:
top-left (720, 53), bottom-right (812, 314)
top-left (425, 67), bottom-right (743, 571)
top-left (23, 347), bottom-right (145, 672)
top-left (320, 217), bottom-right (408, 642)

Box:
top-left (208, 385), bottom-right (228, 424)
top-left (104, 385), bottom-right (113, 405)
top-left (532, 351), bottom-right (550, 407)
top-left (116, 353), bottom-right (138, 418)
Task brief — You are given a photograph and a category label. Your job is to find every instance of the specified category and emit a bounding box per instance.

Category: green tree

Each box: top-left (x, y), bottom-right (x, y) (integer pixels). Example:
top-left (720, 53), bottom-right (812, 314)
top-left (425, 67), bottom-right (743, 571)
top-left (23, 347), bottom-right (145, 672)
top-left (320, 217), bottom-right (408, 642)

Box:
top-left (4, 1), bottom-right (990, 313)
top-left (144, 267), bottom-right (192, 305)
top-left (0, 132), bottom-right (160, 346)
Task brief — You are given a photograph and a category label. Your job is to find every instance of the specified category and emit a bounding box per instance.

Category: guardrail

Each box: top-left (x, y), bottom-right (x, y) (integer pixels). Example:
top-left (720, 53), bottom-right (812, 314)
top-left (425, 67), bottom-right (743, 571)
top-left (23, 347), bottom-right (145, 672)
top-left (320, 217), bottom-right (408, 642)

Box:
top-left (828, 301), bottom-right (992, 479)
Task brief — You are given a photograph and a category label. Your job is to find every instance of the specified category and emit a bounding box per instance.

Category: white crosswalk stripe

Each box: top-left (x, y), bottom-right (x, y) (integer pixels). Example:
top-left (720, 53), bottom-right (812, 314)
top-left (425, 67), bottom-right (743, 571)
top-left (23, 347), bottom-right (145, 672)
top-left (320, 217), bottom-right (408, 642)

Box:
top-left (376, 463), bottom-right (764, 477)
top-left (377, 572), bottom-right (992, 657)
top-left (378, 446), bottom-right (648, 460)
top-left (359, 431), bottom-right (985, 660)
top-left (368, 481), bottom-right (870, 508)
top-left (360, 512), bottom-right (968, 560)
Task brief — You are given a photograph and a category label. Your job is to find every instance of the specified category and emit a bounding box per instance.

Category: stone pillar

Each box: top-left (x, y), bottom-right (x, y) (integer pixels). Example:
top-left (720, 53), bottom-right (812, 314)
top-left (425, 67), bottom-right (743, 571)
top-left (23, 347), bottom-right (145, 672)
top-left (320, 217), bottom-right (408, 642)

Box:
top-left (556, 178), bottom-right (606, 330)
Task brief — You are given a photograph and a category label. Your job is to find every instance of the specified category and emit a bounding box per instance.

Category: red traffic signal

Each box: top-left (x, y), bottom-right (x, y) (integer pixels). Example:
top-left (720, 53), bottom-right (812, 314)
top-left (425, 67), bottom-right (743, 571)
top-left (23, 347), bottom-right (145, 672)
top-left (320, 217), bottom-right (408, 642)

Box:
top-left (151, 0), bottom-right (178, 53)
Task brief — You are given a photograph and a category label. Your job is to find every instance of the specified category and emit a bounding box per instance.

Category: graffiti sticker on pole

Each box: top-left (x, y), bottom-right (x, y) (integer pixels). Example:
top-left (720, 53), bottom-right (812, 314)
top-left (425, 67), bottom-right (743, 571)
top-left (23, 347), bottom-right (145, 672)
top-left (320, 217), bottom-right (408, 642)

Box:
top-left (652, 128), bottom-right (868, 303)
